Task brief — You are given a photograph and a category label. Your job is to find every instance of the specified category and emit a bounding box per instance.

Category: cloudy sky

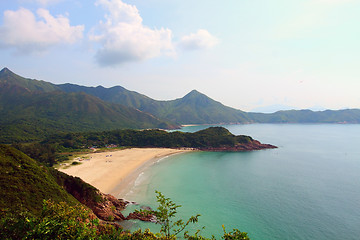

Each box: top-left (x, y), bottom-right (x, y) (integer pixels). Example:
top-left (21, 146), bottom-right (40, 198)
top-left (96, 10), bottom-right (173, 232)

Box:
top-left (0, 0), bottom-right (359, 112)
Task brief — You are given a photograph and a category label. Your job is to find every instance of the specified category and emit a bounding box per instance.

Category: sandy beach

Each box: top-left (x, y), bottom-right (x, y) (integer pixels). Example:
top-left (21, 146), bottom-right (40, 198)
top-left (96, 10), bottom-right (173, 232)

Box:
top-left (58, 148), bottom-right (190, 197)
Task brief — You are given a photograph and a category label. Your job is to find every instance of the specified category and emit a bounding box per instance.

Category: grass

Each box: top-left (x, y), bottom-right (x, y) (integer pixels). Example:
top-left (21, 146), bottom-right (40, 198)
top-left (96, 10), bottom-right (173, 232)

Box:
top-left (0, 145), bottom-right (79, 215)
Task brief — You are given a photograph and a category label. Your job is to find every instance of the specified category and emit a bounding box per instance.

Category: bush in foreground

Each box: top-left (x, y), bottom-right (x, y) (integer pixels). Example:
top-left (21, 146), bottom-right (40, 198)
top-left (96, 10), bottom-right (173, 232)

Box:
top-left (0, 194), bottom-right (250, 240)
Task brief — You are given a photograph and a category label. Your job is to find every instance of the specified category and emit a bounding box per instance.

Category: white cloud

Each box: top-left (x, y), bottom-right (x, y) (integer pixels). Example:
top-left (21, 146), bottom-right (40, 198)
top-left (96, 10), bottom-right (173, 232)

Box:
top-left (35, 0), bottom-right (63, 5)
top-left (178, 29), bottom-right (219, 51)
top-left (0, 8), bottom-right (84, 54)
top-left (90, 0), bottom-right (175, 66)
top-left (21, 0), bottom-right (65, 6)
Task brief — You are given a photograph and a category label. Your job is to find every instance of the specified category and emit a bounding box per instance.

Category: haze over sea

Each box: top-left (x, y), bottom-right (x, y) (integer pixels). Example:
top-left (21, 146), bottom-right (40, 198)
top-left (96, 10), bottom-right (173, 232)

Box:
top-left (122, 124), bottom-right (360, 240)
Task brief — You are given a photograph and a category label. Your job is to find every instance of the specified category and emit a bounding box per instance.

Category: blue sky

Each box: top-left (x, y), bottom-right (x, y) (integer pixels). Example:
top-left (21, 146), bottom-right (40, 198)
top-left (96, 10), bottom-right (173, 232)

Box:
top-left (0, 0), bottom-right (359, 111)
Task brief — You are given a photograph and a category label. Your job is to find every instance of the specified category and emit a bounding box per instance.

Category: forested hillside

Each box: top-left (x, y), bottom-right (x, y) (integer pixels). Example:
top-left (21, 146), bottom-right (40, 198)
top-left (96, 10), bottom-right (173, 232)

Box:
top-left (0, 68), bottom-right (177, 143)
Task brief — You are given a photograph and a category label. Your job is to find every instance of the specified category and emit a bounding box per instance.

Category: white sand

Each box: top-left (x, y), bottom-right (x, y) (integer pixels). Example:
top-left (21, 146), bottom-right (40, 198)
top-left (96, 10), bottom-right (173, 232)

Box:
top-left (58, 148), bottom-right (190, 197)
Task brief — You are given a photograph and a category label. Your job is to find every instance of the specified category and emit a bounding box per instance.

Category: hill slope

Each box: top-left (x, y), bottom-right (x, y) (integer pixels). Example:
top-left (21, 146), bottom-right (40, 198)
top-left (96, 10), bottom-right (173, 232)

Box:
top-left (0, 144), bottom-right (78, 214)
top-left (0, 68), bottom-right (177, 143)
top-left (0, 144), bottom-right (131, 222)
top-left (0, 67), bottom-right (60, 92)
top-left (160, 90), bottom-right (251, 124)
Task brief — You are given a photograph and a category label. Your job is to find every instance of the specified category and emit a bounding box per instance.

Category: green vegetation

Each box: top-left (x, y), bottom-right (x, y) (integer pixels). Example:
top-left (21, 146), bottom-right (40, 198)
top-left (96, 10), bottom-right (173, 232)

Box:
top-left (0, 144), bottom-right (78, 215)
top-left (11, 142), bottom-right (57, 166)
top-left (221, 226), bottom-right (250, 240)
top-left (10, 127), bottom-right (254, 166)
top-left (0, 200), bottom-right (100, 240)
top-left (44, 126), bottom-right (252, 150)
top-left (49, 167), bottom-right (103, 204)
top-left (0, 144), bottom-right (105, 215)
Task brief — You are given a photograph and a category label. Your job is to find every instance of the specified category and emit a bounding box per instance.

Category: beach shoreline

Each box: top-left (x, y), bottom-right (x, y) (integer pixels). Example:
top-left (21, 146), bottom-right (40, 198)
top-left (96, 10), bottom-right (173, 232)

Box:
top-left (58, 148), bottom-right (192, 198)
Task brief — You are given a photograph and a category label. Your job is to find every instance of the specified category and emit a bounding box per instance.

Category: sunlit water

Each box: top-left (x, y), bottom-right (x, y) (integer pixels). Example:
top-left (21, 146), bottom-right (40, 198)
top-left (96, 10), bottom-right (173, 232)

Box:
top-left (120, 124), bottom-right (360, 240)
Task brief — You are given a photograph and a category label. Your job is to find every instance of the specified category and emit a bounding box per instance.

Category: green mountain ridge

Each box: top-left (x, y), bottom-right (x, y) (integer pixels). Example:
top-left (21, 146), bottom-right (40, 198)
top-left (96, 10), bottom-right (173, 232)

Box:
top-left (58, 83), bottom-right (252, 124)
top-left (0, 68), bottom-right (177, 143)
top-left (1, 67), bottom-right (360, 142)
top-left (0, 67), bottom-right (59, 93)
top-left (55, 69), bottom-right (360, 124)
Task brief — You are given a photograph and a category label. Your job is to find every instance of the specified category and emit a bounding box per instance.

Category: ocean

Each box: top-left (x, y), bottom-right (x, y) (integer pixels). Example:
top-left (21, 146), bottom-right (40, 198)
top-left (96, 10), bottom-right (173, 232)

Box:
top-left (120, 124), bottom-right (360, 240)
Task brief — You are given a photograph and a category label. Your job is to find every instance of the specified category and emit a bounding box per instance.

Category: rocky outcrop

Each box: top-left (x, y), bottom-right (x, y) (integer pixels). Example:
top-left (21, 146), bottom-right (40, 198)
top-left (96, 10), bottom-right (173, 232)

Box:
top-left (199, 140), bottom-right (277, 151)
top-left (126, 211), bottom-right (156, 222)
top-left (90, 193), bottom-right (127, 221)
top-left (62, 184), bottom-right (127, 221)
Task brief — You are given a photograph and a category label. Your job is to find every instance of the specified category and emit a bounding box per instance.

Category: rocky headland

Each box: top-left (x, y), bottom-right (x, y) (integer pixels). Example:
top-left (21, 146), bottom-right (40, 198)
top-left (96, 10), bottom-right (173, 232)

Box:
top-left (199, 140), bottom-right (277, 151)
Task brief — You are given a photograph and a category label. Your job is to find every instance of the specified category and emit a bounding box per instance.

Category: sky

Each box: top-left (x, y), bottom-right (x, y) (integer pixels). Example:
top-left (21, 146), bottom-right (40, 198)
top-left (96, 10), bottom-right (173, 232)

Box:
top-left (0, 0), bottom-right (360, 112)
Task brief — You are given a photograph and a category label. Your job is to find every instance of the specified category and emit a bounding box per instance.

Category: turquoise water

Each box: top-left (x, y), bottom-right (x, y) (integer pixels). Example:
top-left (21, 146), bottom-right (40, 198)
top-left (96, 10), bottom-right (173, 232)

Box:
top-left (122, 124), bottom-right (360, 239)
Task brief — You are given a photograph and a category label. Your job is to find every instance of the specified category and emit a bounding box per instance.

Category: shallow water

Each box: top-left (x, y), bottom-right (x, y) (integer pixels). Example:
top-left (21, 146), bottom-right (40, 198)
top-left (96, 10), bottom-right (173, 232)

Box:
top-left (121, 124), bottom-right (360, 240)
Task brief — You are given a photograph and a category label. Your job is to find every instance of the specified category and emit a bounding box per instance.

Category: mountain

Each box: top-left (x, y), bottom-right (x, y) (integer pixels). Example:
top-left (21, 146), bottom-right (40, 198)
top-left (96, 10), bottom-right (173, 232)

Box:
top-left (0, 68), bottom-right (177, 143)
top-left (156, 90), bottom-right (251, 124)
top-left (0, 67), bottom-right (59, 92)
top-left (58, 84), bottom-right (251, 124)
top-left (1, 67), bottom-right (360, 136)
top-left (58, 81), bottom-right (360, 125)
top-left (58, 83), bottom-right (158, 111)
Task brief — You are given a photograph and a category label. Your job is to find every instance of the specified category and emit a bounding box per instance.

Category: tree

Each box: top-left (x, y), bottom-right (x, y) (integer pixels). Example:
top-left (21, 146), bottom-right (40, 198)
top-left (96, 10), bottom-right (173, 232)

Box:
top-left (148, 191), bottom-right (202, 239)
top-left (222, 225), bottom-right (250, 240)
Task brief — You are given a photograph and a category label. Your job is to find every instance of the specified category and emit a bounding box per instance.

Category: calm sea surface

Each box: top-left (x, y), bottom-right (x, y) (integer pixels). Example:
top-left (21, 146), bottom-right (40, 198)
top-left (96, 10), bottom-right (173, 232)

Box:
top-left (121, 124), bottom-right (360, 240)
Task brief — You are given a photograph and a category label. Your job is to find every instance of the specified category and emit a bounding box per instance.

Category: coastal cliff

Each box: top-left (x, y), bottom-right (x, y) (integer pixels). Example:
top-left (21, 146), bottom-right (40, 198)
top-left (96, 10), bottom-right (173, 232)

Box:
top-left (49, 168), bottom-right (155, 223)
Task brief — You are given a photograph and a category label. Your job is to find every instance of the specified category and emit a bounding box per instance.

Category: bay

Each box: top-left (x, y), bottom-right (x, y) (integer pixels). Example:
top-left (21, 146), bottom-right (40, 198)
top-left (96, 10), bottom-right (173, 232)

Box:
top-left (122, 124), bottom-right (360, 240)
